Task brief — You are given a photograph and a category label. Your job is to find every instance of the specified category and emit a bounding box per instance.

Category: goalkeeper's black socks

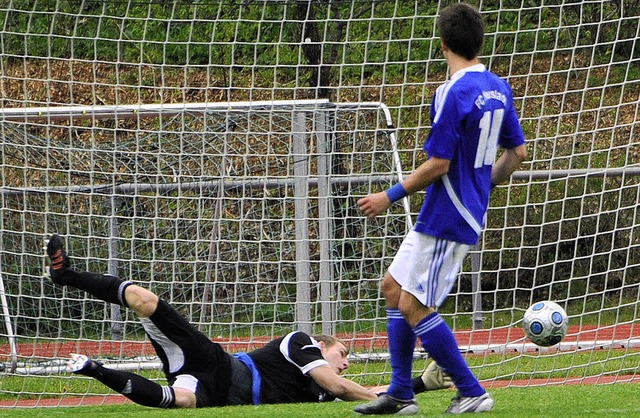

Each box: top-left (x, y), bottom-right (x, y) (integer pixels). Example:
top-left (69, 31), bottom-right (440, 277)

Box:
top-left (55, 270), bottom-right (133, 307)
top-left (78, 360), bottom-right (176, 408)
top-left (46, 234), bottom-right (132, 307)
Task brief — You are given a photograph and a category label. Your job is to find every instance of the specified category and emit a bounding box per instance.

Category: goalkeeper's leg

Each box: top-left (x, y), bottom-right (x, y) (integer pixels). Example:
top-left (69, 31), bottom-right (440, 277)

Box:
top-left (68, 353), bottom-right (177, 408)
top-left (45, 234), bottom-right (157, 317)
top-left (412, 360), bottom-right (454, 394)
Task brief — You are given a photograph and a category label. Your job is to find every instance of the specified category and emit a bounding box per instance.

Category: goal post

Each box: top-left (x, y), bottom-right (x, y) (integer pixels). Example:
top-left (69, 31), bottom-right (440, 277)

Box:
top-left (0, 98), bottom-right (412, 372)
top-left (0, 0), bottom-right (639, 408)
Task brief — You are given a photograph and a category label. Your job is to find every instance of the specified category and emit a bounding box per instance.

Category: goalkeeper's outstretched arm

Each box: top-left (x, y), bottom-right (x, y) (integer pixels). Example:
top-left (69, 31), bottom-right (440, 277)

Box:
top-left (372, 361), bottom-right (454, 395)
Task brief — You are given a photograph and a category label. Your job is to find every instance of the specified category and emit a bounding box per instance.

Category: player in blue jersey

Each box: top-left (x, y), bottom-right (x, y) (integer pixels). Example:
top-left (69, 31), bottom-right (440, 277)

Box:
top-left (354, 3), bottom-right (527, 415)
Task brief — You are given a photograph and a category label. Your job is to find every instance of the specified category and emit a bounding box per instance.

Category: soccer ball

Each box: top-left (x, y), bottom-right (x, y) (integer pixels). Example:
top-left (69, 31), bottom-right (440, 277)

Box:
top-left (522, 301), bottom-right (568, 347)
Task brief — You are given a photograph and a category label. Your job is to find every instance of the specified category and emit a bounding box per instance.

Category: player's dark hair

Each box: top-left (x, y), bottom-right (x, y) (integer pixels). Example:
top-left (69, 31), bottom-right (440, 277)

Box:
top-left (438, 3), bottom-right (485, 61)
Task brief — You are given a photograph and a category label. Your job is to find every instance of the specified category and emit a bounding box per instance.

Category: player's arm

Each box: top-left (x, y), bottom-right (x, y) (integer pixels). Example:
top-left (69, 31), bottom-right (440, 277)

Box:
top-left (358, 157), bottom-right (450, 219)
top-left (308, 365), bottom-right (377, 401)
top-left (371, 361), bottom-right (454, 395)
top-left (491, 143), bottom-right (527, 186)
top-left (491, 98), bottom-right (527, 187)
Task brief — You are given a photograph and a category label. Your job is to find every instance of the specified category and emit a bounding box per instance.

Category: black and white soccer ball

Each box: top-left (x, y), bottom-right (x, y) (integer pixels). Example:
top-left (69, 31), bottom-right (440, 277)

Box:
top-left (522, 301), bottom-right (568, 347)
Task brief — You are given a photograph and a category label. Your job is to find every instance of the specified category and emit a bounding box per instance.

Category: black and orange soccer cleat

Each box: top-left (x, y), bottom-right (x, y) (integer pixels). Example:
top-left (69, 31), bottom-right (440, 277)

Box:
top-left (46, 234), bottom-right (70, 284)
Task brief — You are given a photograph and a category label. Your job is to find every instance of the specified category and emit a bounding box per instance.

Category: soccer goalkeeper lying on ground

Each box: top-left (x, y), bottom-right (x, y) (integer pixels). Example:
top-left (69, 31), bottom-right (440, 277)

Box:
top-left (45, 234), bottom-right (452, 409)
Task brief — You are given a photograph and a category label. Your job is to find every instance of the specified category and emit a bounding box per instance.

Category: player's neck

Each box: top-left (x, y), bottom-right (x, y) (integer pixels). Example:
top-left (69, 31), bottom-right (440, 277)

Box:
top-left (446, 54), bottom-right (481, 78)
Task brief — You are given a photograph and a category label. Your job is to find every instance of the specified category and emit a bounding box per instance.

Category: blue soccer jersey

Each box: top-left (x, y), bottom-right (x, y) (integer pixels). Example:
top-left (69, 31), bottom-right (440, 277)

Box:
top-left (414, 64), bottom-right (525, 245)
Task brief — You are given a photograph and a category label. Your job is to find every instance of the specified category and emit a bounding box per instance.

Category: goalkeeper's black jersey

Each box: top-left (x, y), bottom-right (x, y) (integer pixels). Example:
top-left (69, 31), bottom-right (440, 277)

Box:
top-left (248, 331), bottom-right (336, 404)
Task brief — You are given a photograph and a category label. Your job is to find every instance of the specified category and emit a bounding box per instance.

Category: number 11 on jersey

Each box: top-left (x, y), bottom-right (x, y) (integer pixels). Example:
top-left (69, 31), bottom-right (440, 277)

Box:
top-left (474, 108), bottom-right (504, 168)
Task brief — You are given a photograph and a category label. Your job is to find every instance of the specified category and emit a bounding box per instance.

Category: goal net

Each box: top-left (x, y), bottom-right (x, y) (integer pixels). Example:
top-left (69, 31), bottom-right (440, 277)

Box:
top-left (1, 0), bottom-right (639, 408)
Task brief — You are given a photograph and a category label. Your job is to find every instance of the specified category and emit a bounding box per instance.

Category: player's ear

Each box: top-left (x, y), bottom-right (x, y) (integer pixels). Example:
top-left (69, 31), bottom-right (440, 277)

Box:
top-left (317, 340), bottom-right (327, 354)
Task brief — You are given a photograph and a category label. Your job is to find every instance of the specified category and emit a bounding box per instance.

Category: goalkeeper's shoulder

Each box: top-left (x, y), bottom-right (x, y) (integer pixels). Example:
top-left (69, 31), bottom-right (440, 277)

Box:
top-left (412, 360), bottom-right (454, 394)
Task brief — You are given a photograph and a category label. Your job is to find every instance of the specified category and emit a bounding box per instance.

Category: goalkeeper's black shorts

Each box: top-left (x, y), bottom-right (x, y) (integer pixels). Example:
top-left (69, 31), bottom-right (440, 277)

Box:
top-left (140, 299), bottom-right (236, 407)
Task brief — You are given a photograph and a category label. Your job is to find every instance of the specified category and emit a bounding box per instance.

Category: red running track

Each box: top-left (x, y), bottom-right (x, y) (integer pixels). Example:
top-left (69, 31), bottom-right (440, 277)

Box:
top-left (1, 323), bottom-right (639, 407)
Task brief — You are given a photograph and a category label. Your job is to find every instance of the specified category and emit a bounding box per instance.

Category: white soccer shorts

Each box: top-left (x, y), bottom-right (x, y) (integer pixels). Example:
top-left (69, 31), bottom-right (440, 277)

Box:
top-left (388, 230), bottom-right (470, 307)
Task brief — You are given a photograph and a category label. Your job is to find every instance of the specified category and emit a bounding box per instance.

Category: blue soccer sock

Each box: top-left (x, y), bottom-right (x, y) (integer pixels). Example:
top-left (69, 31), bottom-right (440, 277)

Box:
top-left (386, 308), bottom-right (416, 400)
top-left (414, 312), bottom-right (485, 398)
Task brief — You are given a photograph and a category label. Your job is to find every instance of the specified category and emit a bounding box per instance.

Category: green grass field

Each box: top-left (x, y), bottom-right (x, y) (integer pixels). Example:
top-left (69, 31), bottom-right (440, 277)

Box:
top-left (1, 384), bottom-right (639, 417)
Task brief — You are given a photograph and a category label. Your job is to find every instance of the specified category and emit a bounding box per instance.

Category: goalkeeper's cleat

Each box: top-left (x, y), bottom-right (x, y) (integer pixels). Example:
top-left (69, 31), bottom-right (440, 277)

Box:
top-left (445, 392), bottom-right (494, 414)
top-left (421, 360), bottom-right (454, 391)
top-left (67, 353), bottom-right (95, 374)
top-left (354, 393), bottom-right (419, 415)
top-left (46, 234), bottom-right (70, 284)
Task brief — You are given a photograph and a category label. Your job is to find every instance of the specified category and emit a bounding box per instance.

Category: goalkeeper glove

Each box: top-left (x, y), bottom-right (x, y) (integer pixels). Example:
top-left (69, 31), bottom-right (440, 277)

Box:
top-left (412, 360), bottom-right (454, 394)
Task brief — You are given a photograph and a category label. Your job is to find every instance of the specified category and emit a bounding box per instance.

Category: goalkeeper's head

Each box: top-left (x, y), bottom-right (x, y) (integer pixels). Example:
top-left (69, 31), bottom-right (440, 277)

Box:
top-left (438, 3), bottom-right (485, 61)
top-left (314, 334), bottom-right (350, 375)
